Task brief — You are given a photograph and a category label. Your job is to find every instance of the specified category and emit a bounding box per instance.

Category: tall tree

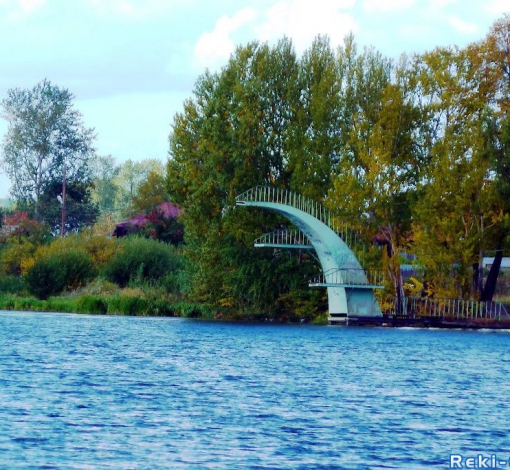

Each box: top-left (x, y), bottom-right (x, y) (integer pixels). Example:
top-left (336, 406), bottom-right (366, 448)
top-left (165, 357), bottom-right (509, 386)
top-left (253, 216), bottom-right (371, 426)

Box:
top-left (326, 37), bottom-right (396, 251)
top-left (131, 170), bottom-right (169, 214)
top-left (89, 154), bottom-right (120, 216)
top-left (168, 39), bottom-right (299, 226)
top-left (167, 39), bottom-right (319, 311)
top-left (328, 56), bottom-right (424, 307)
top-left (471, 15), bottom-right (510, 299)
top-left (411, 44), bottom-right (504, 298)
top-left (286, 35), bottom-right (342, 200)
top-left (38, 179), bottom-right (99, 233)
top-left (1, 79), bottom-right (95, 217)
top-left (115, 158), bottom-right (163, 216)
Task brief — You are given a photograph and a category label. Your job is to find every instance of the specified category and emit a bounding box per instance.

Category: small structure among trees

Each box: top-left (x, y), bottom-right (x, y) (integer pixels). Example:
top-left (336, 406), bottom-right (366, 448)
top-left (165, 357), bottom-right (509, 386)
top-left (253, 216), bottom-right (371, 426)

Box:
top-left (112, 201), bottom-right (183, 245)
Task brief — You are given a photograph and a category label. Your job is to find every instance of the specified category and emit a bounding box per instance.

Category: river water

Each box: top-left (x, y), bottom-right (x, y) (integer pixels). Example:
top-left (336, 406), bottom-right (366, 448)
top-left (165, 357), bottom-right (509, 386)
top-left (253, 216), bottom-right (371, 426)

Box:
top-left (0, 311), bottom-right (509, 469)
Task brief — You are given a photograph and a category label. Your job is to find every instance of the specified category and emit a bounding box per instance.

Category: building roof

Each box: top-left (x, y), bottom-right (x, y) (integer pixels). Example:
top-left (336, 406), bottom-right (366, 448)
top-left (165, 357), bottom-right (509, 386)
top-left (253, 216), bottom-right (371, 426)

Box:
top-left (113, 202), bottom-right (182, 237)
top-left (483, 257), bottom-right (510, 269)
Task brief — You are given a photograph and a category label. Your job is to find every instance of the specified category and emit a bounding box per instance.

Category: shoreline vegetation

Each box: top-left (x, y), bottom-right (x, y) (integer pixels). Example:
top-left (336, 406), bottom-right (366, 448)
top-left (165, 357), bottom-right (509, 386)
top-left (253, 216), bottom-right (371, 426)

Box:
top-left (1, 288), bottom-right (509, 328)
top-left (0, 292), bottom-right (329, 325)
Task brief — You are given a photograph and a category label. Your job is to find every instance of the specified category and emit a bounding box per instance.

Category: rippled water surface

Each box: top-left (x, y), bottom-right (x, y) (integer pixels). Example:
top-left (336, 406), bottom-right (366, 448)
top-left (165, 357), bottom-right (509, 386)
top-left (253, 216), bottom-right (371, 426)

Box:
top-left (1, 312), bottom-right (510, 469)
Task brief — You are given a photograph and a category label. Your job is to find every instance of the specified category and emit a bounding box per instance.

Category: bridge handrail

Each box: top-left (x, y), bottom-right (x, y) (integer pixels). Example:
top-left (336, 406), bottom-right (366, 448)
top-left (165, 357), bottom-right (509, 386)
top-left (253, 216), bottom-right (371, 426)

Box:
top-left (254, 229), bottom-right (312, 246)
top-left (236, 186), bottom-right (359, 247)
top-left (310, 268), bottom-right (385, 287)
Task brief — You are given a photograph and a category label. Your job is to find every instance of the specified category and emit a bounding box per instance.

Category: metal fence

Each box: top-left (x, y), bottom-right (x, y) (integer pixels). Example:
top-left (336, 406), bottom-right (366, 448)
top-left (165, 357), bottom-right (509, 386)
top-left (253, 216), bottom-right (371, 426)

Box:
top-left (383, 296), bottom-right (510, 321)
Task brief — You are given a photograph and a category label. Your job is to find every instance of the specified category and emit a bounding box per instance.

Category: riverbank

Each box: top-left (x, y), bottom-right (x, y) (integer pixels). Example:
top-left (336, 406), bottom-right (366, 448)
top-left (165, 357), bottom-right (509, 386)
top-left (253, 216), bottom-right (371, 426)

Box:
top-left (0, 292), bottom-right (328, 324)
top-left (2, 292), bottom-right (509, 329)
top-left (0, 292), bottom-right (209, 318)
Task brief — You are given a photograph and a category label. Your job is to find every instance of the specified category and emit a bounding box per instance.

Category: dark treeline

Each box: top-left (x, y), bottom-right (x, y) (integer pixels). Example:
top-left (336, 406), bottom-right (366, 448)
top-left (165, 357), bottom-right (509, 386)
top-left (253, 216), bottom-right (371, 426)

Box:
top-left (167, 15), bottom-right (510, 316)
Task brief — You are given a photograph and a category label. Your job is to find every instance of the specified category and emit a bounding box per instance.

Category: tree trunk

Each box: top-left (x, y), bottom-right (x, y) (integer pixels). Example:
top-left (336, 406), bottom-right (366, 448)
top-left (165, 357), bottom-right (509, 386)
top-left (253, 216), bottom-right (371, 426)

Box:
top-left (395, 265), bottom-right (405, 315)
top-left (482, 250), bottom-right (503, 302)
top-left (472, 262), bottom-right (481, 297)
top-left (388, 240), bottom-right (405, 315)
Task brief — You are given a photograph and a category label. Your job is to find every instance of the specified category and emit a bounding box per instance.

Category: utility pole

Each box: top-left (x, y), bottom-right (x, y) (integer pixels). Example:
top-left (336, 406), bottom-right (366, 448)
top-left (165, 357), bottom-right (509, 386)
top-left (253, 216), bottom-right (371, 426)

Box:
top-left (61, 162), bottom-right (66, 237)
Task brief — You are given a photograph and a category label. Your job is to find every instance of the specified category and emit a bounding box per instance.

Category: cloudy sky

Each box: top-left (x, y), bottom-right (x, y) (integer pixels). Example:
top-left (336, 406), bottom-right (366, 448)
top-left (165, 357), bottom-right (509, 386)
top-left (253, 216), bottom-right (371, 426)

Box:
top-left (0, 0), bottom-right (508, 198)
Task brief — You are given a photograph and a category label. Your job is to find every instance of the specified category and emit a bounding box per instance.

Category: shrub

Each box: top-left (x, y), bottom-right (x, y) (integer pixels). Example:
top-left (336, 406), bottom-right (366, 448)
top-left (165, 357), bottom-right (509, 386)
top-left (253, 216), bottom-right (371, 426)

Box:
top-left (175, 301), bottom-right (213, 319)
top-left (26, 256), bottom-right (66, 299)
top-left (26, 249), bottom-right (95, 299)
top-left (63, 251), bottom-right (95, 290)
top-left (161, 272), bottom-right (183, 295)
top-left (106, 294), bottom-right (149, 315)
top-left (104, 237), bottom-right (183, 288)
top-left (34, 234), bottom-right (82, 259)
top-left (0, 293), bottom-right (16, 310)
top-left (1, 239), bottom-right (37, 275)
top-left (79, 233), bottom-right (117, 267)
top-left (33, 232), bottom-right (117, 270)
top-left (76, 294), bottom-right (108, 314)
top-left (0, 274), bottom-right (27, 295)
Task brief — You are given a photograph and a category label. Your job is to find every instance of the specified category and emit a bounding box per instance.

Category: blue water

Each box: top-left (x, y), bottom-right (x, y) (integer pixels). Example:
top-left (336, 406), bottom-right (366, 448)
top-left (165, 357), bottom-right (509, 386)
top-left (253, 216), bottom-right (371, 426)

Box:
top-left (0, 312), bottom-right (509, 469)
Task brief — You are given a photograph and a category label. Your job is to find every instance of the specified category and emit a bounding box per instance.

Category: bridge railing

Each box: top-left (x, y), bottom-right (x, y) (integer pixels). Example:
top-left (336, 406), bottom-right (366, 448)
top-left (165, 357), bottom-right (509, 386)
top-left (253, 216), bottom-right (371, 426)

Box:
top-left (383, 296), bottom-right (510, 322)
top-left (254, 229), bottom-right (312, 247)
top-left (310, 268), bottom-right (385, 288)
top-left (236, 186), bottom-right (360, 248)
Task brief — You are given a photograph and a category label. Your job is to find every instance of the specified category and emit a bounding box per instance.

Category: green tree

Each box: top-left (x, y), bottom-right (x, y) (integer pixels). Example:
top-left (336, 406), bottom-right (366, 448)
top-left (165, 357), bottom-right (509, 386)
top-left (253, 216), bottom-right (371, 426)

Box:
top-left (115, 158), bottom-right (164, 216)
top-left (168, 39), bottom-right (319, 312)
top-left (286, 35), bottom-right (342, 200)
top-left (328, 57), bottom-right (424, 307)
top-left (166, 20), bottom-right (510, 312)
top-left (131, 170), bottom-right (169, 214)
top-left (336, 36), bottom-right (393, 162)
top-left (1, 79), bottom-right (95, 217)
top-left (411, 43), bottom-right (505, 298)
top-left (90, 154), bottom-right (120, 216)
top-left (38, 179), bottom-right (99, 233)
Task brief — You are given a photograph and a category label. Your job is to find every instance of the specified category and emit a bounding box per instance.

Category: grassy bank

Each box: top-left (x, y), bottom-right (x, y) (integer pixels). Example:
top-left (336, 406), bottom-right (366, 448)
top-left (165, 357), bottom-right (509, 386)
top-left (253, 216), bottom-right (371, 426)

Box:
top-left (0, 291), bottom-right (328, 324)
top-left (0, 292), bottom-right (215, 319)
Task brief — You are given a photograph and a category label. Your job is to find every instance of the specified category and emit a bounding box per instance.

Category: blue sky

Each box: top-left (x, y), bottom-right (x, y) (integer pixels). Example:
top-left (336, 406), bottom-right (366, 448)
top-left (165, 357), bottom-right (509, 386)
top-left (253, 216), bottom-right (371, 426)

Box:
top-left (0, 0), bottom-right (508, 198)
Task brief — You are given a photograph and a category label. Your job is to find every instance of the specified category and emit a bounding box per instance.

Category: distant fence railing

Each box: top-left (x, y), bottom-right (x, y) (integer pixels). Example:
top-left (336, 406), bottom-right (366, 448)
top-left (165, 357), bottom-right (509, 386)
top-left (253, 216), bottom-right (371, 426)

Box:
top-left (382, 296), bottom-right (510, 322)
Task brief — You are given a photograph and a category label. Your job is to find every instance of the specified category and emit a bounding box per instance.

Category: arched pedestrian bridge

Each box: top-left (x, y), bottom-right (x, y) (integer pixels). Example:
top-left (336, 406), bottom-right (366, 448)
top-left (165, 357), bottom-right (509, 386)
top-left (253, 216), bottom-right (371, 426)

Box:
top-left (236, 186), bottom-right (383, 323)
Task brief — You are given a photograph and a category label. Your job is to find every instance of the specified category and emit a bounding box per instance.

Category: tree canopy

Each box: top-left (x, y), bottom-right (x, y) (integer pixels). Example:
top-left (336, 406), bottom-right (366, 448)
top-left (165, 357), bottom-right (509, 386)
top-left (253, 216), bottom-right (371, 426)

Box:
top-left (90, 157), bottom-right (166, 219)
top-left (167, 15), bottom-right (510, 310)
top-left (1, 79), bottom-right (96, 220)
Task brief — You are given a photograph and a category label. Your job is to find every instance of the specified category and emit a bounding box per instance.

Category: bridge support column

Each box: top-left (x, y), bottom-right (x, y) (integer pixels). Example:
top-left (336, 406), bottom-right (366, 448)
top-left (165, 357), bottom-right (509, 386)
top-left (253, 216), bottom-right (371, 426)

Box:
top-left (328, 286), bottom-right (348, 323)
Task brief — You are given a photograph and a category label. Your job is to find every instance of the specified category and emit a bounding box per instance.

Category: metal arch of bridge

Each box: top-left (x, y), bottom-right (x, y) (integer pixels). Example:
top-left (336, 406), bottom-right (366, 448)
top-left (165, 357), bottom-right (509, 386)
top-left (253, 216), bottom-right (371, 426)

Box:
top-left (236, 186), bottom-right (383, 322)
